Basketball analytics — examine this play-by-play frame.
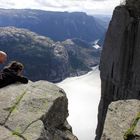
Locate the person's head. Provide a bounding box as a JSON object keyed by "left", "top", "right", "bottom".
{"left": 7, "top": 61, "right": 24, "bottom": 75}
{"left": 0, "top": 51, "right": 7, "bottom": 64}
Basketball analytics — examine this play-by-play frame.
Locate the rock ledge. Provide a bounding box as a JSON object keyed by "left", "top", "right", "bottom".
{"left": 0, "top": 81, "right": 77, "bottom": 140}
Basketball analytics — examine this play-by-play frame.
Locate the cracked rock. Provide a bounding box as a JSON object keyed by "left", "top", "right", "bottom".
{"left": 0, "top": 81, "right": 77, "bottom": 140}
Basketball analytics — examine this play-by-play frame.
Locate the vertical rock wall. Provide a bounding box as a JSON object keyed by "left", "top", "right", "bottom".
{"left": 95, "top": 5, "right": 140, "bottom": 140}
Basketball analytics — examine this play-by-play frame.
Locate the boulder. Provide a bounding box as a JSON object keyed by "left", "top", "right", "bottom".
{"left": 101, "top": 100, "right": 140, "bottom": 140}
{"left": 0, "top": 81, "right": 77, "bottom": 140}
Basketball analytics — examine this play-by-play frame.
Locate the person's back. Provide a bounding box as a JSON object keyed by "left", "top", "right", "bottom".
{"left": 0, "top": 61, "right": 28, "bottom": 88}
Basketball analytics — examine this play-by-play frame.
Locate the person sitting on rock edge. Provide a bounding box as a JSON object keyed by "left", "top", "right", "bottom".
{"left": 0, "top": 61, "right": 28, "bottom": 88}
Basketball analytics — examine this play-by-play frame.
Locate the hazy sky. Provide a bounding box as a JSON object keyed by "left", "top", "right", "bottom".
{"left": 0, "top": 0, "right": 121, "bottom": 15}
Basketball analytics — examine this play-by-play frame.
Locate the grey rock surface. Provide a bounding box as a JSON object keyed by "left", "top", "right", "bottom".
{"left": 101, "top": 100, "right": 140, "bottom": 140}
{"left": 0, "top": 81, "right": 78, "bottom": 140}
{"left": 96, "top": 5, "right": 140, "bottom": 140}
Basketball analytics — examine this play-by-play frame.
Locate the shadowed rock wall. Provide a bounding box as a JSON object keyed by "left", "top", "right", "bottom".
{"left": 95, "top": 5, "right": 140, "bottom": 140}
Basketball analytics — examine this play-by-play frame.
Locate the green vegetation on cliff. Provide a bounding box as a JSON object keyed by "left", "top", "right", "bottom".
{"left": 124, "top": 112, "right": 140, "bottom": 140}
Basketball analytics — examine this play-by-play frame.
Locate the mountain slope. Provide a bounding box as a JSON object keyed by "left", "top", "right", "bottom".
{"left": 0, "top": 27, "right": 100, "bottom": 82}
{"left": 0, "top": 9, "right": 107, "bottom": 43}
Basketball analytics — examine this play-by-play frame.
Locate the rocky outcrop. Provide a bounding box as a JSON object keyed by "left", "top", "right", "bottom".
{"left": 101, "top": 100, "right": 140, "bottom": 140}
{"left": 0, "top": 81, "right": 77, "bottom": 140}
{"left": 95, "top": 5, "right": 140, "bottom": 140}
{"left": 62, "top": 39, "right": 101, "bottom": 76}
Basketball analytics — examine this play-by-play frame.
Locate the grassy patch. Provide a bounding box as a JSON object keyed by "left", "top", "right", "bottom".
{"left": 9, "top": 91, "right": 27, "bottom": 113}
{"left": 124, "top": 112, "right": 140, "bottom": 140}
{"left": 12, "top": 130, "right": 27, "bottom": 140}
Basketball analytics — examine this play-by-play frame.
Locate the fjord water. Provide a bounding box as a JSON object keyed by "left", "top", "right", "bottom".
{"left": 57, "top": 66, "right": 101, "bottom": 140}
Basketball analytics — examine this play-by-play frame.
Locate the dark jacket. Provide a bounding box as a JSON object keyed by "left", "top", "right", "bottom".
{"left": 0, "top": 68, "right": 28, "bottom": 88}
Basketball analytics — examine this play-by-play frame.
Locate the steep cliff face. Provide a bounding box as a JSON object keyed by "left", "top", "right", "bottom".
{"left": 0, "top": 81, "right": 77, "bottom": 140}
{"left": 96, "top": 5, "right": 140, "bottom": 140}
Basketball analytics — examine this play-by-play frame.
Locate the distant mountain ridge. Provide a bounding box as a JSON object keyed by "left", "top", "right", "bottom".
{"left": 0, "top": 27, "right": 101, "bottom": 82}
{"left": 0, "top": 9, "right": 108, "bottom": 44}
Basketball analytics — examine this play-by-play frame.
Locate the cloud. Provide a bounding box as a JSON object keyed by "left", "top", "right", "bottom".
{"left": 0, "top": 0, "right": 15, "bottom": 8}
{"left": 0, "top": 0, "right": 121, "bottom": 15}
{"left": 35, "top": 0, "right": 121, "bottom": 15}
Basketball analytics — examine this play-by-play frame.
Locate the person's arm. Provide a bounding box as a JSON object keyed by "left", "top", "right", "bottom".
{"left": 15, "top": 76, "right": 28, "bottom": 83}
